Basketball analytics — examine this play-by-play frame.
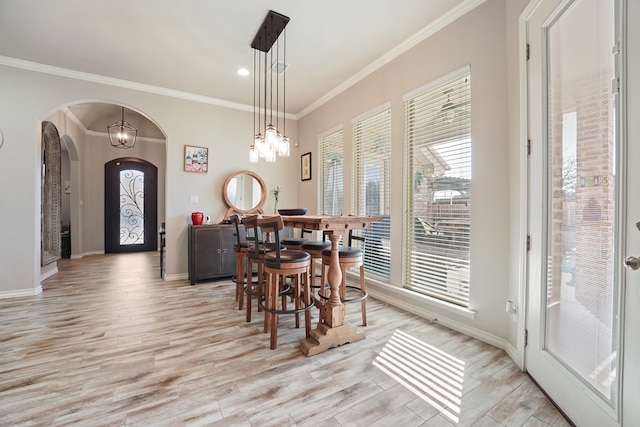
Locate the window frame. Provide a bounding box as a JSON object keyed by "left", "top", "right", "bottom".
{"left": 402, "top": 66, "right": 472, "bottom": 308}
{"left": 351, "top": 103, "right": 392, "bottom": 279}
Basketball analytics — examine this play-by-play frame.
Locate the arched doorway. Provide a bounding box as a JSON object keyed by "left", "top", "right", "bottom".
{"left": 41, "top": 100, "right": 167, "bottom": 263}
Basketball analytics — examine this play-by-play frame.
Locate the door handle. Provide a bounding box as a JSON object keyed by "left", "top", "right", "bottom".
{"left": 624, "top": 256, "right": 640, "bottom": 270}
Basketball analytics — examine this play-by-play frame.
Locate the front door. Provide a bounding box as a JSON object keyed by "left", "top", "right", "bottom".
{"left": 105, "top": 158, "right": 158, "bottom": 253}
{"left": 526, "top": 0, "right": 639, "bottom": 425}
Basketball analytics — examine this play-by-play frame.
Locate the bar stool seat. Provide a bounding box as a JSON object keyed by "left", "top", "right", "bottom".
{"left": 280, "top": 237, "right": 309, "bottom": 250}
{"left": 258, "top": 216, "right": 313, "bottom": 350}
{"left": 301, "top": 239, "right": 331, "bottom": 289}
{"left": 320, "top": 244, "right": 368, "bottom": 326}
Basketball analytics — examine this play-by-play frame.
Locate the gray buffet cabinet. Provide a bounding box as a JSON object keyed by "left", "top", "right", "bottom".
{"left": 188, "top": 224, "right": 237, "bottom": 285}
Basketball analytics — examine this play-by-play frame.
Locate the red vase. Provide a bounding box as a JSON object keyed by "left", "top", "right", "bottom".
{"left": 191, "top": 212, "right": 204, "bottom": 225}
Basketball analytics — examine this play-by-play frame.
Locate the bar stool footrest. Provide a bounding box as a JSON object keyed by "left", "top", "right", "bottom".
{"left": 317, "top": 284, "right": 368, "bottom": 303}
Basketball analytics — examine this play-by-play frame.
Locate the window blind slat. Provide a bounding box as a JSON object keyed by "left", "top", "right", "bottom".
{"left": 404, "top": 71, "right": 472, "bottom": 307}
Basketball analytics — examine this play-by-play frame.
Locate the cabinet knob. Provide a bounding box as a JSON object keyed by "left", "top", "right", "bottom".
{"left": 216, "top": 249, "right": 221, "bottom": 254}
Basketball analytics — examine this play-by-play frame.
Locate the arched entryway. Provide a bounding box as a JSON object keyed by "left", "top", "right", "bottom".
{"left": 40, "top": 100, "right": 166, "bottom": 267}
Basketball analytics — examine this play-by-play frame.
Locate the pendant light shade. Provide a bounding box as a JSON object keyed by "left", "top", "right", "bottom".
{"left": 108, "top": 107, "right": 137, "bottom": 149}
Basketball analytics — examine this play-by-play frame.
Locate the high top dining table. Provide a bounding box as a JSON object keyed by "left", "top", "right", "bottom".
{"left": 281, "top": 214, "right": 383, "bottom": 356}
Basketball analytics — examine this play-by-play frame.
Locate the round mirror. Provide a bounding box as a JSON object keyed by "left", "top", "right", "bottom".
{"left": 223, "top": 170, "right": 267, "bottom": 219}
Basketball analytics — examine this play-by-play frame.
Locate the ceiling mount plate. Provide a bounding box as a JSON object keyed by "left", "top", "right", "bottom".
{"left": 251, "top": 10, "right": 290, "bottom": 53}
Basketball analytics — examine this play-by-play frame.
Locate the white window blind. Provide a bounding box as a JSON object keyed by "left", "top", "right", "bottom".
{"left": 403, "top": 68, "right": 471, "bottom": 307}
{"left": 317, "top": 128, "right": 344, "bottom": 215}
{"left": 352, "top": 105, "right": 391, "bottom": 278}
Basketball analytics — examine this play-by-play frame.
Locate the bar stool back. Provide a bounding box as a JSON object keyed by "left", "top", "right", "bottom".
{"left": 229, "top": 214, "right": 249, "bottom": 309}
{"left": 242, "top": 215, "right": 286, "bottom": 327}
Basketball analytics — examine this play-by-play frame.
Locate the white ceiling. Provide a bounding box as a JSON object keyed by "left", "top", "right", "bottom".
{"left": 0, "top": 0, "right": 473, "bottom": 137}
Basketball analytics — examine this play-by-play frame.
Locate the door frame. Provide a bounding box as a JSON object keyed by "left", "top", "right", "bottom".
{"left": 104, "top": 157, "right": 158, "bottom": 253}
{"left": 519, "top": 0, "right": 633, "bottom": 425}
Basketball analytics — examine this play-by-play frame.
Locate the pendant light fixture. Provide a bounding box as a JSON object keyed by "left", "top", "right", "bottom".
{"left": 107, "top": 106, "right": 138, "bottom": 149}
{"left": 249, "top": 10, "right": 290, "bottom": 163}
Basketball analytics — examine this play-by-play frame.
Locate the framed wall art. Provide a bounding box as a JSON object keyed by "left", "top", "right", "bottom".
{"left": 301, "top": 152, "right": 311, "bottom": 181}
{"left": 184, "top": 145, "right": 208, "bottom": 173}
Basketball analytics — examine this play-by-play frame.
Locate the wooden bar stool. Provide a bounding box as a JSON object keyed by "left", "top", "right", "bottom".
{"left": 258, "top": 216, "right": 313, "bottom": 350}
{"left": 300, "top": 232, "right": 331, "bottom": 290}
{"left": 242, "top": 215, "right": 287, "bottom": 327}
{"left": 320, "top": 232, "right": 368, "bottom": 326}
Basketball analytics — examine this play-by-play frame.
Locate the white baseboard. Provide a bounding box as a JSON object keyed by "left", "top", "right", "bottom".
{"left": 165, "top": 273, "right": 188, "bottom": 281}
{"left": 0, "top": 286, "right": 42, "bottom": 299}
{"left": 503, "top": 340, "right": 518, "bottom": 362}
{"left": 365, "top": 278, "right": 510, "bottom": 354}
{"left": 83, "top": 251, "right": 105, "bottom": 256}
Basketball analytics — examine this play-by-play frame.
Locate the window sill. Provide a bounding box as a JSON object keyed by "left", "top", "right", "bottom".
{"left": 361, "top": 274, "right": 476, "bottom": 320}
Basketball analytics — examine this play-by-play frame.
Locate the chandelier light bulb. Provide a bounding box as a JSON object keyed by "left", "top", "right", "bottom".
{"left": 265, "top": 145, "right": 277, "bottom": 162}
{"left": 279, "top": 136, "right": 290, "bottom": 157}
{"left": 265, "top": 124, "right": 277, "bottom": 146}
{"left": 249, "top": 144, "right": 259, "bottom": 163}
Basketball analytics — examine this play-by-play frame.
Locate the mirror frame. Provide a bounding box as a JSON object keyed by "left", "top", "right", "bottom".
{"left": 223, "top": 170, "right": 266, "bottom": 220}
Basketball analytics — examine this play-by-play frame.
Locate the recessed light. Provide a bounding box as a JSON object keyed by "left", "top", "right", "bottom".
{"left": 237, "top": 68, "right": 250, "bottom": 77}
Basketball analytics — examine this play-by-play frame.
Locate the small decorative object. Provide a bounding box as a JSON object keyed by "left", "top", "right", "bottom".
{"left": 278, "top": 208, "right": 307, "bottom": 216}
{"left": 184, "top": 145, "right": 208, "bottom": 173}
{"left": 301, "top": 152, "right": 311, "bottom": 181}
{"left": 272, "top": 186, "right": 280, "bottom": 214}
{"left": 191, "top": 212, "right": 204, "bottom": 225}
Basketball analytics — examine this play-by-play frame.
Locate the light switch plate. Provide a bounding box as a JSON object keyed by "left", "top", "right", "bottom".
{"left": 190, "top": 195, "right": 199, "bottom": 203}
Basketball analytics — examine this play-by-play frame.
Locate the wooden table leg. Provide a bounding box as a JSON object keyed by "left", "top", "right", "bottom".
{"left": 300, "top": 230, "right": 364, "bottom": 356}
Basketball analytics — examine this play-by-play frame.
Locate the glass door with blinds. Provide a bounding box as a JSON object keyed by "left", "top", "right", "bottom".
{"left": 523, "top": 0, "right": 639, "bottom": 424}
{"left": 403, "top": 66, "right": 472, "bottom": 307}
{"left": 352, "top": 105, "right": 391, "bottom": 278}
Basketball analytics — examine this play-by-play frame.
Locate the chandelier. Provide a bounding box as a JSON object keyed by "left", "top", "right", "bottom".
{"left": 249, "top": 10, "right": 290, "bottom": 163}
{"left": 107, "top": 106, "right": 138, "bottom": 149}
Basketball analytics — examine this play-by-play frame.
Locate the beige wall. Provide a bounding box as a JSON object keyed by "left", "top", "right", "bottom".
{"left": 296, "top": 0, "right": 520, "bottom": 341}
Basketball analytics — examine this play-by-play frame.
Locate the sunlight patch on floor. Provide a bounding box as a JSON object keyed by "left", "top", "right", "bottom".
{"left": 373, "top": 329, "right": 464, "bottom": 424}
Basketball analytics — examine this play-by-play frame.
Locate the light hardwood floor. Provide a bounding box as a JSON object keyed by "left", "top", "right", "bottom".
{"left": 0, "top": 252, "right": 571, "bottom": 427}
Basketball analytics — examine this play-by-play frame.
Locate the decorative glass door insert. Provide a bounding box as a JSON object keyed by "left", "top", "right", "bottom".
{"left": 119, "top": 169, "right": 144, "bottom": 245}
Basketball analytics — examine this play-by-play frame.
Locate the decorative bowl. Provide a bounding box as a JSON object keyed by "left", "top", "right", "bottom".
{"left": 278, "top": 208, "right": 307, "bottom": 216}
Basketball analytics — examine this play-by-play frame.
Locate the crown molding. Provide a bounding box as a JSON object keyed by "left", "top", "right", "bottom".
{"left": 61, "top": 107, "right": 89, "bottom": 134}
{"left": 0, "top": 55, "right": 260, "bottom": 114}
{"left": 297, "top": 0, "right": 488, "bottom": 118}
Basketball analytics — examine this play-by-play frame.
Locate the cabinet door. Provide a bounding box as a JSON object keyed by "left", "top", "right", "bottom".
{"left": 192, "top": 226, "right": 219, "bottom": 281}
{"left": 219, "top": 227, "right": 237, "bottom": 276}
